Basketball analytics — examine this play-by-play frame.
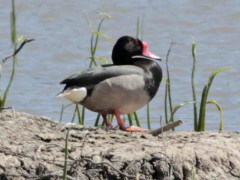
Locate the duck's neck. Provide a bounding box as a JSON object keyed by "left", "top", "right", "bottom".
{"left": 134, "top": 60, "right": 162, "bottom": 99}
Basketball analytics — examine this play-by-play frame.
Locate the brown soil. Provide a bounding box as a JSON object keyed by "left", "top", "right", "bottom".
{"left": 0, "top": 110, "right": 240, "bottom": 180}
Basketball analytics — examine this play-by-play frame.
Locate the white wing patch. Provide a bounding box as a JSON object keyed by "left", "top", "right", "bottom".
{"left": 58, "top": 87, "right": 87, "bottom": 103}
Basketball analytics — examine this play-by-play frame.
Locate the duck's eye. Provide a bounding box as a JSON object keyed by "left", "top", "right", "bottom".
{"left": 134, "top": 39, "right": 139, "bottom": 45}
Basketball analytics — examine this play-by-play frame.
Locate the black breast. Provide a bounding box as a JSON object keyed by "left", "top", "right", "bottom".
{"left": 134, "top": 60, "right": 162, "bottom": 99}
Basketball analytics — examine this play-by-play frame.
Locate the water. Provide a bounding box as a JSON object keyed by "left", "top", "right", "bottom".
{"left": 0, "top": 0, "right": 239, "bottom": 131}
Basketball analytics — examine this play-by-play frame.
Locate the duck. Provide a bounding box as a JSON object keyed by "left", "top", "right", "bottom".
{"left": 58, "top": 36, "right": 162, "bottom": 132}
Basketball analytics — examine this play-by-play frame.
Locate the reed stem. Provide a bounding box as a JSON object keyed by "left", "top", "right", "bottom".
{"left": 76, "top": 104, "right": 82, "bottom": 125}
{"left": 81, "top": 105, "right": 85, "bottom": 124}
{"left": 198, "top": 85, "right": 208, "bottom": 131}
{"left": 165, "top": 43, "right": 174, "bottom": 122}
{"left": 60, "top": 104, "right": 65, "bottom": 122}
{"left": 147, "top": 103, "right": 151, "bottom": 129}
{"left": 133, "top": 112, "right": 141, "bottom": 127}
{"left": 94, "top": 113, "right": 101, "bottom": 126}
{"left": 2, "top": 0, "right": 17, "bottom": 108}
{"left": 127, "top": 114, "right": 133, "bottom": 126}
{"left": 191, "top": 41, "right": 198, "bottom": 131}
{"left": 164, "top": 81, "right": 169, "bottom": 123}
{"left": 71, "top": 105, "right": 77, "bottom": 123}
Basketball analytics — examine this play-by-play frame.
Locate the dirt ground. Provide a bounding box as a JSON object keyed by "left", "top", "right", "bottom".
{"left": 0, "top": 110, "right": 240, "bottom": 180}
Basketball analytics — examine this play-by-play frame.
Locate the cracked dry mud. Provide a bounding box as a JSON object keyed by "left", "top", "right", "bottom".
{"left": 0, "top": 110, "right": 240, "bottom": 180}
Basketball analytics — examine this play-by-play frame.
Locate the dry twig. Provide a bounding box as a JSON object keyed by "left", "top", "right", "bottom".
{"left": 150, "top": 120, "right": 183, "bottom": 136}
{"left": 1, "top": 38, "right": 34, "bottom": 64}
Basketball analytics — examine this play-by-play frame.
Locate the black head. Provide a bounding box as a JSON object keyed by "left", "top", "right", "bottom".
{"left": 112, "top": 36, "right": 160, "bottom": 65}
{"left": 112, "top": 36, "right": 142, "bottom": 65}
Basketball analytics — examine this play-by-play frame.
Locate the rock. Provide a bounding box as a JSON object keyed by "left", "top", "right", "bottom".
{"left": 0, "top": 110, "right": 240, "bottom": 179}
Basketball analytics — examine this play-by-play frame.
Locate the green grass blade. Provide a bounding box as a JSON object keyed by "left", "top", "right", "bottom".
{"left": 89, "top": 14, "right": 110, "bottom": 68}
{"left": 71, "top": 105, "right": 77, "bottom": 123}
{"left": 2, "top": 0, "right": 17, "bottom": 108}
{"left": 107, "top": 114, "right": 114, "bottom": 123}
{"left": 191, "top": 40, "right": 198, "bottom": 131}
{"left": 164, "top": 80, "right": 169, "bottom": 123}
{"left": 87, "top": 16, "right": 108, "bottom": 68}
{"left": 101, "top": 114, "right": 114, "bottom": 126}
{"left": 207, "top": 100, "right": 224, "bottom": 132}
{"left": 90, "top": 33, "right": 94, "bottom": 55}
{"left": 92, "top": 30, "right": 109, "bottom": 39}
{"left": 127, "top": 114, "right": 133, "bottom": 126}
{"left": 89, "top": 34, "right": 98, "bottom": 68}
{"left": 81, "top": 106, "right": 85, "bottom": 125}
{"left": 109, "top": 114, "right": 114, "bottom": 122}
{"left": 94, "top": 113, "right": 101, "bottom": 126}
{"left": 198, "top": 85, "right": 208, "bottom": 131}
{"left": 10, "top": 0, "right": 16, "bottom": 45}
{"left": 76, "top": 104, "right": 82, "bottom": 125}
{"left": 2, "top": 56, "right": 16, "bottom": 107}
{"left": 208, "top": 67, "right": 232, "bottom": 87}
{"left": 198, "top": 67, "right": 231, "bottom": 131}
{"left": 96, "top": 57, "right": 112, "bottom": 64}
{"left": 0, "top": 96, "right": 3, "bottom": 109}
{"left": 92, "top": 17, "right": 108, "bottom": 57}
{"left": 59, "top": 104, "right": 65, "bottom": 122}
{"left": 82, "top": 13, "right": 93, "bottom": 32}
{"left": 165, "top": 43, "right": 174, "bottom": 122}
{"left": 97, "top": 11, "right": 112, "bottom": 19}
{"left": 147, "top": 103, "right": 151, "bottom": 130}
{"left": 59, "top": 103, "right": 74, "bottom": 122}
{"left": 133, "top": 112, "right": 141, "bottom": 127}
{"left": 169, "top": 101, "right": 194, "bottom": 123}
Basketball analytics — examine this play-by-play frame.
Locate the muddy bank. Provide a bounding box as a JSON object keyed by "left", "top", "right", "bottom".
{"left": 0, "top": 110, "right": 239, "bottom": 180}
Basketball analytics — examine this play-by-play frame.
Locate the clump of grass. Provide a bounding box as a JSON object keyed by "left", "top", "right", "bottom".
{"left": 84, "top": 12, "right": 111, "bottom": 68}
{"left": 196, "top": 67, "right": 230, "bottom": 131}
{"left": 191, "top": 40, "right": 231, "bottom": 131}
{"left": 163, "top": 40, "right": 230, "bottom": 131}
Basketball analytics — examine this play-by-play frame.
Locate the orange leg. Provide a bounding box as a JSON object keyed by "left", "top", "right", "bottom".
{"left": 102, "top": 114, "right": 113, "bottom": 127}
{"left": 114, "top": 110, "right": 147, "bottom": 132}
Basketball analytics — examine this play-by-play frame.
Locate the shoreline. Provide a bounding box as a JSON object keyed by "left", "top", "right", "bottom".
{"left": 0, "top": 110, "right": 239, "bottom": 179}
